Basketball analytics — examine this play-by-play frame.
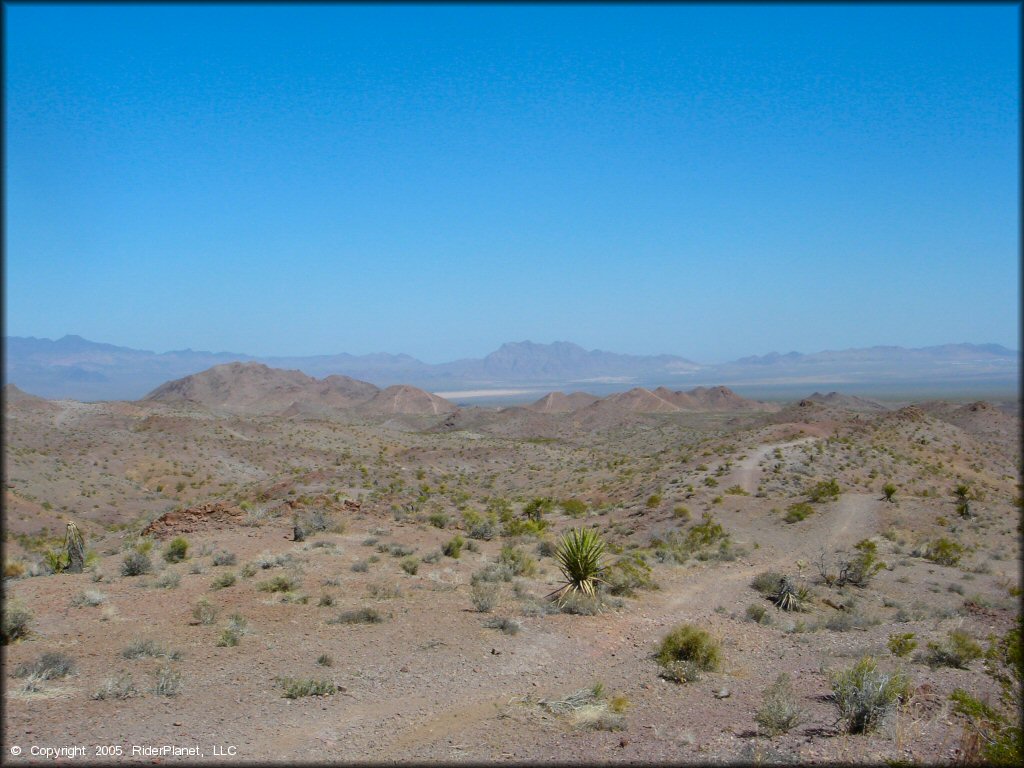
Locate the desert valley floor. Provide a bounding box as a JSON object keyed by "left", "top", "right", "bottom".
{"left": 2, "top": 365, "right": 1021, "bottom": 763}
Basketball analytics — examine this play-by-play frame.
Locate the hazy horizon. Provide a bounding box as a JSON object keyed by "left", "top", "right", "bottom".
{"left": 3, "top": 331, "right": 1020, "bottom": 367}
{"left": 5, "top": 4, "right": 1019, "bottom": 362}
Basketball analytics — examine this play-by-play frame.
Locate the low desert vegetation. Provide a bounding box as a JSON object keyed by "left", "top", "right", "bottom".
{"left": 887, "top": 632, "right": 918, "bottom": 658}
{"left": 191, "top": 597, "right": 218, "bottom": 626}
{"left": 924, "top": 629, "right": 984, "bottom": 669}
{"left": 551, "top": 527, "right": 605, "bottom": 603}
{"left": 163, "top": 536, "right": 189, "bottom": 563}
{"left": 277, "top": 677, "right": 337, "bottom": 698}
{"left": 830, "top": 656, "right": 910, "bottom": 734}
{"left": 949, "top": 619, "right": 1022, "bottom": 765}
{"left": 92, "top": 673, "right": 139, "bottom": 700}
{"left": 656, "top": 624, "right": 722, "bottom": 683}
{"left": 14, "top": 651, "right": 75, "bottom": 680}
{"left": 120, "top": 550, "right": 152, "bottom": 577}
{"left": 329, "top": 607, "right": 383, "bottom": 625}
{"left": 756, "top": 673, "right": 803, "bottom": 736}
{"left": 123, "top": 638, "right": 182, "bottom": 660}
{"left": 2, "top": 601, "right": 33, "bottom": 644}
{"left": 152, "top": 666, "right": 183, "bottom": 696}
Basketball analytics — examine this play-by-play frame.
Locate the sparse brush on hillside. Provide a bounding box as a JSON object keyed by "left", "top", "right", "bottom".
{"left": 2, "top": 601, "right": 33, "bottom": 644}
{"left": 950, "top": 618, "right": 1022, "bottom": 765}
{"left": 656, "top": 624, "right": 722, "bottom": 683}
{"left": 830, "top": 656, "right": 910, "bottom": 734}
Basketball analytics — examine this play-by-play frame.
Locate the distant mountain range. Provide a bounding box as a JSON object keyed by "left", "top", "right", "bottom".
{"left": 3, "top": 334, "right": 1018, "bottom": 402}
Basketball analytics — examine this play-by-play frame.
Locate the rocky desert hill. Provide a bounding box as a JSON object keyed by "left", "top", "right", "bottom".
{"left": 356, "top": 384, "right": 458, "bottom": 416}
{"left": 526, "top": 391, "right": 601, "bottom": 414}
{"left": 141, "top": 362, "right": 380, "bottom": 415}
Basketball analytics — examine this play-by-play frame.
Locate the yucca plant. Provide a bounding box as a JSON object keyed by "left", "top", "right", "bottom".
{"left": 549, "top": 527, "right": 606, "bottom": 603}
{"left": 772, "top": 577, "right": 809, "bottom": 612}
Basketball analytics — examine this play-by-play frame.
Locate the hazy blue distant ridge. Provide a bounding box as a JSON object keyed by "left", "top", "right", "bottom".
{"left": 3, "top": 335, "right": 1018, "bottom": 402}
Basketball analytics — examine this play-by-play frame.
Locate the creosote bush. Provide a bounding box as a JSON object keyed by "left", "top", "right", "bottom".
{"left": 278, "top": 677, "right": 336, "bottom": 698}
{"left": 830, "top": 656, "right": 909, "bottom": 734}
{"left": 808, "top": 478, "right": 841, "bottom": 503}
{"left": 471, "top": 582, "right": 500, "bottom": 613}
{"left": 329, "top": 607, "right": 383, "bottom": 624}
{"left": 192, "top": 597, "right": 218, "bottom": 626}
{"left": 163, "top": 537, "right": 189, "bottom": 563}
{"left": 3, "top": 601, "right": 33, "bottom": 643}
{"left": 756, "top": 673, "right": 803, "bottom": 736}
{"left": 887, "top": 632, "right": 917, "bottom": 658}
{"left": 925, "top": 537, "right": 964, "bottom": 567}
{"left": 925, "top": 629, "right": 983, "bottom": 669}
{"left": 442, "top": 535, "right": 464, "bottom": 559}
{"left": 121, "top": 551, "right": 152, "bottom": 577}
{"left": 14, "top": 651, "right": 75, "bottom": 680}
{"left": 656, "top": 624, "right": 721, "bottom": 683}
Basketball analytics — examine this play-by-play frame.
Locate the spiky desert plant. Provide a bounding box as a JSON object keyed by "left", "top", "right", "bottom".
{"left": 772, "top": 577, "right": 809, "bottom": 612}
{"left": 550, "top": 527, "right": 605, "bottom": 602}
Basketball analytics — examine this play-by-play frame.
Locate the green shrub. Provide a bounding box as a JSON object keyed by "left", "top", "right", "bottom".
{"left": 887, "top": 632, "right": 917, "bottom": 658}
{"left": 820, "top": 540, "right": 885, "bottom": 587}
{"left": 427, "top": 511, "right": 448, "bottom": 529}
{"left": 279, "top": 677, "right": 337, "bottom": 698}
{"left": 523, "top": 497, "right": 554, "bottom": 522}
{"left": 471, "top": 582, "right": 499, "bottom": 613}
{"left": 14, "top": 651, "right": 75, "bottom": 679}
{"left": 121, "top": 551, "right": 152, "bottom": 577}
{"left": 751, "top": 571, "right": 784, "bottom": 595}
{"left": 559, "top": 498, "right": 588, "bottom": 517}
{"left": 746, "top": 603, "right": 771, "bottom": 624}
{"left": 949, "top": 619, "right": 1022, "bottom": 764}
{"left": 645, "top": 494, "right": 662, "bottom": 509}
{"left": 500, "top": 545, "right": 537, "bottom": 577}
{"left": 656, "top": 624, "right": 721, "bottom": 682}
{"left": 443, "top": 535, "right": 464, "bottom": 559}
{"left": 830, "top": 656, "right": 909, "bottom": 733}
{"left": 784, "top": 502, "right": 814, "bottom": 523}
{"left": 329, "top": 607, "right": 383, "bottom": 625}
{"left": 258, "top": 574, "right": 299, "bottom": 593}
{"left": 152, "top": 666, "right": 183, "bottom": 696}
{"left": 2, "top": 601, "right": 33, "bottom": 643}
{"left": 925, "top": 629, "right": 983, "bottom": 669}
{"left": 123, "top": 638, "right": 181, "bottom": 660}
{"left": 756, "top": 673, "right": 803, "bottom": 736}
{"left": 483, "top": 616, "right": 521, "bottom": 635}
{"left": 211, "top": 572, "right": 236, "bottom": 590}
{"left": 882, "top": 483, "right": 897, "bottom": 502}
{"left": 557, "top": 592, "right": 604, "bottom": 616}
{"left": 192, "top": 597, "right": 218, "bottom": 625}
{"left": 603, "top": 553, "right": 656, "bottom": 596}
{"left": 400, "top": 556, "right": 419, "bottom": 575}
{"left": 92, "top": 673, "right": 138, "bottom": 700}
{"left": 687, "top": 513, "right": 726, "bottom": 549}
{"left": 673, "top": 505, "right": 691, "bottom": 521}
{"left": 163, "top": 537, "right": 189, "bottom": 563}
{"left": 212, "top": 551, "right": 237, "bottom": 566}
{"left": 808, "top": 478, "right": 841, "bottom": 503}
{"left": 925, "top": 538, "right": 964, "bottom": 567}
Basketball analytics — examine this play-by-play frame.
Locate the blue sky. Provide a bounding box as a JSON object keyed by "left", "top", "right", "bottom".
{"left": 4, "top": 3, "right": 1019, "bottom": 363}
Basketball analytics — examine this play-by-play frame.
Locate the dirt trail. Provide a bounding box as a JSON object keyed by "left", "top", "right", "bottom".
{"left": 367, "top": 438, "right": 881, "bottom": 759}
{"left": 728, "top": 436, "right": 816, "bottom": 494}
